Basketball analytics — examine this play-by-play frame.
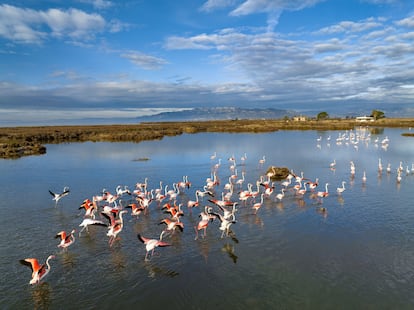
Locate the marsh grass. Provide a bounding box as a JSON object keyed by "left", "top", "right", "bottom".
{"left": 1, "top": 118, "right": 413, "bottom": 158}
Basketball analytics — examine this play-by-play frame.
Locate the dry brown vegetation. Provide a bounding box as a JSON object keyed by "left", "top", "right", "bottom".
{"left": 1, "top": 118, "right": 413, "bottom": 159}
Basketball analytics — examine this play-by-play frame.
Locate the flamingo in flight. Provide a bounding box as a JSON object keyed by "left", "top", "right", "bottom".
{"left": 55, "top": 229, "right": 76, "bottom": 250}
{"left": 20, "top": 255, "right": 55, "bottom": 285}
{"left": 137, "top": 231, "right": 171, "bottom": 261}
{"left": 49, "top": 186, "right": 70, "bottom": 206}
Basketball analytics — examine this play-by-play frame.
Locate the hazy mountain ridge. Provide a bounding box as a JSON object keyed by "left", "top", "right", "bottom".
{"left": 136, "top": 107, "right": 297, "bottom": 122}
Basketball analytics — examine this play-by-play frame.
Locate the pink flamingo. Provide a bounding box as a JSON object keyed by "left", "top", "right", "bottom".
{"left": 137, "top": 231, "right": 171, "bottom": 260}
{"left": 194, "top": 206, "right": 215, "bottom": 240}
{"left": 55, "top": 229, "right": 76, "bottom": 250}
{"left": 103, "top": 210, "right": 128, "bottom": 247}
{"left": 159, "top": 218, "right": 184, "bottom": 233}
{"left": 252, "top": 193, "right": 264, "bottom": 214}
{"left": 20, "top": 255, "right": 55, "bottom": 285}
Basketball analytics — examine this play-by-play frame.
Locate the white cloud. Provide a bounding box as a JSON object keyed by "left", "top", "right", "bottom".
{"left": 0, "top": 4, "right": 107, "bottom": 44}
{"left": 317, "top": 18, "right": 382, "bottom": 35}
{"left": 200, "top": 0, "right": 324, "bottom": 31}
{"left": 161, "top": 10, "right": 414, "bottom": 112}
{"left": 42, "top": 8, "right": 105, "bottom": 39}
{"left": 230, "top": 0, "right": 321, "bottom": 16}
{"left": 120, "top": 51, "right": 169, "bottom": 70}
{"left": 77, "top": 0, "right": 113, "bottom": 10}
{"left": 200, "top": 0, "right": 237, "bottom": 12}
{"left": 395, "top": 15, "right": 414, "bottom": 28}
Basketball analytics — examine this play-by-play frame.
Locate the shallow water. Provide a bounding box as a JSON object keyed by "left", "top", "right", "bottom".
{"left": 1, "top": 127, "right": 414, "bottom": 309}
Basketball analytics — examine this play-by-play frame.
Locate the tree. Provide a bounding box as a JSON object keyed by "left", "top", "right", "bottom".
{"left": 371, "top": 109, "right": 385, "bottom": 120}
{"left": 317, "top": 111, "right": 329, "bottom": 120}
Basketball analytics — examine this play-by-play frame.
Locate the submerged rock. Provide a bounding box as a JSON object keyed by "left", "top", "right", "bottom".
{"left": 266, "top": 166, "right": 290, "bottom": 181}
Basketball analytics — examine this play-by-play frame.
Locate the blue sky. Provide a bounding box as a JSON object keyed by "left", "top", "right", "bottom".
{"left": 1, "top": 0, "right": 414, "bottom": 125}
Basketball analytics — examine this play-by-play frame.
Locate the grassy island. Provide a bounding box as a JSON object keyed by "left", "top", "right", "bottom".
{"left": 1, "top": 118, "right": 413, "bottom": 159}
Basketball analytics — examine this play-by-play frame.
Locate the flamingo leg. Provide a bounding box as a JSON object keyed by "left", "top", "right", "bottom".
{"left": 194, "top": 226, "right": 199, "bottom": 240}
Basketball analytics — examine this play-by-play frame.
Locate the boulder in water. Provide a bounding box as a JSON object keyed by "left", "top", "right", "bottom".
{"left": 265, "top": 166, "right": 290, "bottom": 181}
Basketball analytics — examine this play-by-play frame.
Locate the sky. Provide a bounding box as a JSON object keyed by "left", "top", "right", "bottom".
{"left": 1, "top": 0, "right": 414, "bottom": 125}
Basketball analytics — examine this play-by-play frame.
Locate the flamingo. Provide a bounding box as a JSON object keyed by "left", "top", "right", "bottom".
{"left": 235, "top": 171, "right": 245, "bottom": 188}
{"left": 208, "top": 210, "right": 237, "bottom": 238}
{"left": 20, "top": 255, "right": 55, "bottom": 285}
{"left": 397, "top": 170, "right": 402, "bottom": 183}
{"left": 55, "top": 229, "right": 76, "bottom": 250}
{"left": 78, "top": 218, "right": 107, "bottom": 236}
{"left": 214, "top": 158, "right": 222, "bottom": 170}
{"left": 103, "top": 210, "right": 128, "bottom": 247}
{"left": 212, "top": 201, "right": 238, "bottom": 220}
{"left": 49, "top": 186, "right": 70, "bottom": 206}
{"left": 336, "top": 181, "right": 346, "bottom": 194}
{"left": 317, "top": 183, "right": 329, "bottom": 202}
{"left": 208, "top": 192, "right": 234, "bottom": 209}
{"left": 104, "top": 191, "right": 120, "bottom": 207}
{"left": 125, "top": 202, "right": 147, "bottom": 219}
{"left": 163, "top": 203, "right": 184, "bottom": 220}
{"left": 252, "top": 193, "right": 264, "bottom": 214}
{"left": 194, "top": 206, "right": 215, "bottom": 240}
{"left": 159, "top": 218, "right": 184, "bottom": 233}
{"left": 195, "top": 187, "right": 214, "bottom": 201}
{"left": 92, "top": 189, "right": 107, "bottom": 207}
{"left": 330, "top": 159, "right": 336, "bottom": 169}
{"left": 248, "top": 181, "right": 261, "bottom": 199}
{"left": 281, "top": 177, "right": 291, "bottom": 188}
{"left": 137, "top": 231, "right": 171, "bottom": 260}
{"left": 260, "top": 181, "right": 275, "bottom": 197}
{"left": 136, "top": 191, "right": 153, "bottom": 210}
{"left": 378, "top": 158, "right": 383, "bottom": 173}
{"left": 362, "top": 171, "right": 367, "bottom": 183}
{"left": 258, "top": 155, "right": 266, "bottom": 167}
{"left": 296, "top": 182, "right": 307, "bottom": 196}
{"left": 187, "top": 191, "right": 200, "bottom": 210}
{"left": 116, "top": 185, "right": 132, "bottom": 196}
{"left": 79, "top": 199, "right": 97, "bottom": 219}
{"left": 275, "top": 188, "right": 285, "bottom": 201}
{"left": 167, "top": 183, "right": 180, "bottom": 201}
{"left": 177, "top": 175, "right": 191, "bottom": 190}
{"left": 307, "top": 178, "right": 319, "bottom": 191}
{"left": 240, "top": 152, "right": 247, "bottom": 164}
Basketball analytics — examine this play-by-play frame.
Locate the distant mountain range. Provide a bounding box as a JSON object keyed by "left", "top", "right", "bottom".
{"left": 135, "top": 107, "right": 298, "bottom": 122}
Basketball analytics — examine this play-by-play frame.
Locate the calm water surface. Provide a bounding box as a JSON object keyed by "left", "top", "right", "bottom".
{"left": 1, "top": 128, "right": 414, "bottom": 309}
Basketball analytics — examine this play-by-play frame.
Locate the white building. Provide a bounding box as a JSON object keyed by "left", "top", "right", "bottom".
{"left": 356, "top": 116, "right": 374, "bottom": 122}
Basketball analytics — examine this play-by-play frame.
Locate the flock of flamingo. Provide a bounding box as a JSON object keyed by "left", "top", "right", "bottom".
{"left": 20, "top": 128, "right": 413, "bottom": 285}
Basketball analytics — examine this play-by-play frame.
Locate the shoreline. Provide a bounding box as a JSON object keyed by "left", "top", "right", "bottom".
{"left": 1, "top": 118, "right": 413, "bottom": 159}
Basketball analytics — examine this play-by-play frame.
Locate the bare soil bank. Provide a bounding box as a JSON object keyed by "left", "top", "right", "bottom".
{"left": 1, "top": 118, "right": 413, "bottom": 159}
